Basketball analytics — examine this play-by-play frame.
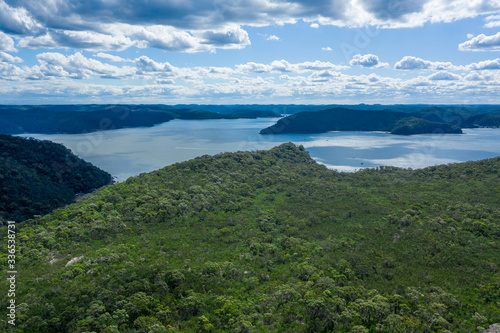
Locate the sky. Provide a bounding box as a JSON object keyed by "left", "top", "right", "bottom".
{"left": 0, "top": 0, "right": 500, "bottom": 105}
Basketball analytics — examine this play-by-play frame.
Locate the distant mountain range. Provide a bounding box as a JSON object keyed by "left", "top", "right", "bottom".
{"left": 260, "top": 106, "right": 500, "bottom": 135}
{"left": 1, "top": 104, "right": 499, "bottom": 136}
{"left": 0, "top": 105, "right": 279, "bottom": 135}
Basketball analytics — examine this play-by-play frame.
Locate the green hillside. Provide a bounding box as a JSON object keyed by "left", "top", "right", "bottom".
{"left": 0, "top": 105, "right": 280, "bottom": 135}
{"left": 260, "top": 108, "right": 464, "bottom": 135}
{"left": 0, "top": 134, "right": 112, "bottom": 222}
{"left": 390, "top": 117, "right": 462, "bottom": 135}
{"left": 1, "top": 143, "right": 499, "bottom": 332}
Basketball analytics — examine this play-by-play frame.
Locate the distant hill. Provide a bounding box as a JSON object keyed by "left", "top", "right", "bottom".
{"left": 391, "top": 117, "right": 462, "bottom": 135}
{"left": 2, "top": 143, "right": 499, "bottom": 332}
{"left": 0, "top": 105, "right": 280, "bottom": 135}
{"left": 0, "top": 133, "right": 112, "bottom": 222}
{"left": 260, "top": 108, "right": 463, "bottom": 135}
{"left": 463, "top": 114, "right": 500, "bottom": 128}
{"left": 0, "top": 106, "right": 176, "bottom": 134}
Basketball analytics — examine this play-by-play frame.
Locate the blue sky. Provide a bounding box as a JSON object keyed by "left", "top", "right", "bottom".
{"left": 0, "top": 0, "right": 500, "bottom": 104}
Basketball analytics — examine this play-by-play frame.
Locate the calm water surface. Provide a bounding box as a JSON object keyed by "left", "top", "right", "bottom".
{"left": 20, "top": 118, "right": 500, "bottom": 181}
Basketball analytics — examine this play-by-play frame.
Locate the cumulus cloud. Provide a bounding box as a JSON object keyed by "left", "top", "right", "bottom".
{"left": 1, "top": 0, "right": 499, "bottom": 54}
{"left": 468, "top": 58, "right": 500, "bottom": 70}
{"left": 0, "top": 31, "right": 16, "bottom": 52}
{"left": 2, "top": 0, "right": 484, "bottom": 32}
{"left": 465, "top": 72, "right": 485, "bottom": 81}
{"left": 394, "top": 56, "right": 457, "bottom": 70}
{"left": 156, "top": 78, "right": 175, "bottom": 85}
{"left": 236, "top": 60, "right": 348, "bottom": 73}
{"left": 236, "top": 62, "right": 272, "bottom": 73}
{"left": 0, "top": 51, "right": 22, "bottom": 63}
{"left": 134, "top": 56, "right": 175, "bottom": 74}
{"left": 94, "top": 53, "right": 130, "bottom": 63}
{"left": 394, "top": 56, "right": 431, "bottom": 70}
{"left": 199, "top": 27, "right": 251, "bottom": 48}
{"left": 0, "top": 62, "right": 25, "bottom": 80}
{"left": 298, "top": 61, "right": 348, "bottom": 71}
{"left": 459, "top": 32, "right": 500, "bottom": 51}
{"left": 484, "top": 15, "right": 500, "bottom": 28}
{"left": 36, "top": 52, "right": 136, "bottom": 79}
{"left": 1, "top": 51, "right": 500, "bottom": 104}
{"left": 18, "top": 30, "right": 137, "bottom": 51}
{"left": 267, "top": 35, "right": 280, "bottom": 41}
{"left": 350, "top": 54, "right": 388, "bottom": 68}
{"left": 428, "top": 71, "right": 461, "bottom": 80}
{"left": 321, "top": 46, "right": 332, "bottom": 51}
{"left": 0, "top": 0, "right": 40, "bottom": 34}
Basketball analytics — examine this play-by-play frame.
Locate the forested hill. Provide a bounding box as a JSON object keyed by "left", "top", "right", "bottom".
{"left": 0, "top": 133, "right": 112, "bottom": 222}
{"left": 2, "top": 143, "right": 499, "bottom": 332}
{"left": 0, "top": 105, "right": 279, "bottom": 135}
{"left": 259, "top": 108, "right": 464, "bottom": 135}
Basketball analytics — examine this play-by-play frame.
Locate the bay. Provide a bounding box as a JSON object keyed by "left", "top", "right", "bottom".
{"left": 19, "top": 118, "right": 500, "bottom": 182}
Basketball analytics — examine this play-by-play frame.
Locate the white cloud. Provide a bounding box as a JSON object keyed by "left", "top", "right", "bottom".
{"left": 464, "top": 72, "right": 485, "bottom": 81}
{"left": 394, "top": 56, "right": 457, "bottom": 70}
{"left": 197, "top": 26, "right": 251, "bottom": 49}
{"left": 0, "top": 51, "right": 22, "bottom": 63}
{"left": 321, "top": 46, "right": 332, "bottom": 51}
{"left": 1, "top": 52, "right": 500, "bottom": 104}
{"left": 156, "top": 78, "right": 175, "bottom": 85}
{"left": 1, "top": 0, "right": 499, "bottom": 55}
{"left": 0, "top": 31, "right": 16, "bottom": 52}
{"left": 428, "top": 71, "right": 461, "bottom": 80}
{"left": 298, "top": 61, "right": 348, "bottom": 71}
{"left": 394, "top": 56, "right": 431, "bottom": 70}
{"left": 21, "top": 0, "right": 500, "bottom": 30}
{"left": 459, "top": 32, "right": 500, "bottom": 51}
{"left": 267, "top": 35, "right": 280, "bottom": 41}
{"left": 0, "top": 0, "right": 40, "bottom": 34}
{"left": 36, "top": 52, "right": 136, "bottom": 79}
{"left": 484, "top": 15, "right": 500, "bottom": 28}
{"left": 270, "top": 60, "right": 294, "bottom": 72}
{"left": 134, "top": 55, "right": 175, "bottom": 74}
{"left": 468, "top": 58, "right": 500, "bottom": 70}
{"left": 0, "top": 62, "right": 25, "bottom": 80}
{"left": 236, "top": 60, "right": 348, "bottom": 73}
{"left": 236, "top": 62, "right": 273, "bottom": 73}
{"left": 18, "top": 30, "right": 137, "bottom": 51}
{"left": 94, "top": 52, "right": 130, "bottom": 62}
{"left": 350, "top": 54, "right": 388, "bottom": 68}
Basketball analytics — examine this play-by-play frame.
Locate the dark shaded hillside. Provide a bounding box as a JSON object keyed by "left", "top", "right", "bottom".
{"left": 2, "top": 143, "right": 499, "bottom": 332}
{"left": 414, "top": 106, "right": 467, "bottom": 126}
{"left": 391, "top": 117, "right": 462, "bottom": 135}
{"left": 464, "top": 114, "right": 500, "bottom": 128}
{"left": 0, "top": 107, "right": 175, "bottom": 134}
{"left": 260, "top": 108, "right": 463, "bottom": 135}
{"left": 0, "top": 105, "right": 280, "bottom": 135}
{"left": 0, "top": 133, "right": 112, "bottom": 222}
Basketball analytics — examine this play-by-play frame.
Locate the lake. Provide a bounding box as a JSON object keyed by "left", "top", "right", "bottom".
{"left": 19, "top": 118, "right": 500, "bottom": 182}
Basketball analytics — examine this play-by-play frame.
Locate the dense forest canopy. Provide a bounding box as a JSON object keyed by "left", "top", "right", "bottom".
{"left": 0, "top": 105, "right": 279, "bottom": 135}
{"left": 259, "top": 106, "right": 500, "bottom": 135}
{"left": 0, "top": 133, "right": 112, "bottom": 222}
{"left": 1, "top": 104, "right": 499, "bottom": 135}
{"left": 1, "top": 143, "right": 499, "bottom": 332}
